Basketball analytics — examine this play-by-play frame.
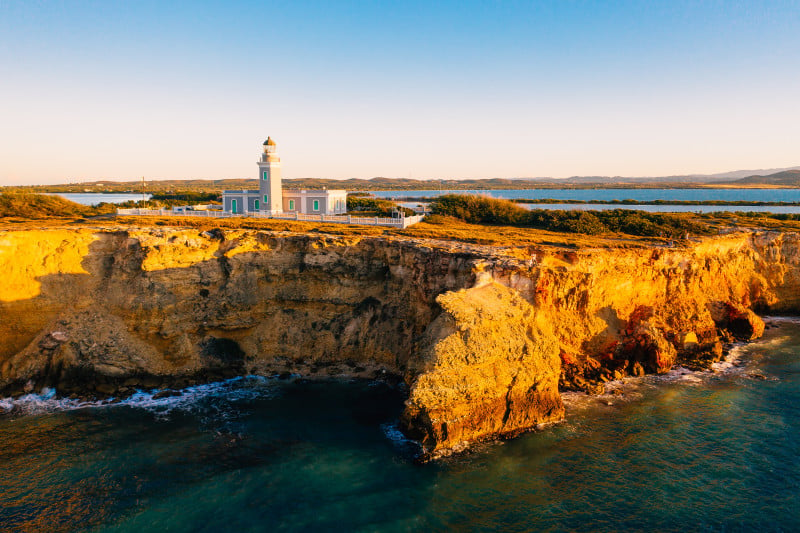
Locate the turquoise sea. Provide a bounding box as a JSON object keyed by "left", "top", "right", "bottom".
{"left": 54, "top": 190, "right": 800, "bottom": 214}
{"left": 2, "top": 320, "right": 800, "bottom": 531}
{"left": 372, "top": 188, "right": 800, "bottom": 202}
{"left": 48, "top": 193, "right": 151, "bottom": 206}
{"left": 379, "top": 188, "right": 800, "bottom": 214}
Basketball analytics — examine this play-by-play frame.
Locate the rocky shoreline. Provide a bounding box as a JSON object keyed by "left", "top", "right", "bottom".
{"left": 1, "top": 227, "right": 798, "bottom": 456}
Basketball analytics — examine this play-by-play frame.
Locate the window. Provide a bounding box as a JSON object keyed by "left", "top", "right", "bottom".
{"left": 313, "top": 200, "right": 320, "bottom": 211}
{"left": 263, "top": 194, "right": 268, "bottom": 203}
{"left": 263, "top": 171, "right": 268, "bottom": 180}
{"left": 231, "top": 199, "right": 237, "bottom": 213}
{"left": 289, "top": 199, "right": 295, "bottom": 210}
{"left": 254, "top": 199, "right": 259, "bottom": 210}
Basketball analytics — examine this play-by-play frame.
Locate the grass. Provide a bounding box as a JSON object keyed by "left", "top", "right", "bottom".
{"left": 105, "top": 214, "right": 671, "bottom": 249}
{"left": 5, "top": 192, "right": 800, "bottom": 251}
{"left": 0, "top": 192, "right": 116, "bottom": 219}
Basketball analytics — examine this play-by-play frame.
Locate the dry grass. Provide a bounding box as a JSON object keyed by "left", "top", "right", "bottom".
{"left": 113, "top": 214, "right": 675, "bottom": 249}
{"left": 396, "top": 216, "right": 666, "bottom": 248}
{"left": 110, "top": 215, "right": 389, "bottom": 236}
{"left": 3, "top": 192, "right": 800, "bottom": 251}
{"left": 0, "top": 192, "right": 106, "bottom": 219}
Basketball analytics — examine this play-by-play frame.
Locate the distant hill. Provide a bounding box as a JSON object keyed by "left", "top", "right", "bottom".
{"left": 552, "top": 166, "right": 800, "bottom": 185}
{"left": 705, "top": 167, "right": 800, "bottom": 180}
{"left": 725, "top": 170, "right": 800, "bottom": 186}
{"left": 5, "top": 166, "right": 800, "bottom": 192}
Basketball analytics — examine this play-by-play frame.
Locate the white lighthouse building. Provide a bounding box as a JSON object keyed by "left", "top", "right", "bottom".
{"left": 222, "top": 137, "right": 347, "bottom": 216}
{"left": 258, "top": 136, "right": 283, "bottom": 214}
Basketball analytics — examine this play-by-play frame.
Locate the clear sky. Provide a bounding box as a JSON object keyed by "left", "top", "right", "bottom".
{"left": 1, "top": 0, "right": 799, "bottom": 185}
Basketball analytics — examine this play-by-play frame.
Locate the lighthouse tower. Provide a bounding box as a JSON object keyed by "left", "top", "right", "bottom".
{"left": 258, "top": 137, "right": 282, "bottom": 214}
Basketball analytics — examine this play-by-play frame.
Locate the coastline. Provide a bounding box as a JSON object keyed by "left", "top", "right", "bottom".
{"left": 1, "top": 224, "right": 798, "bottom": 456}
{"left": 2, "top": 317, "right": 793, "bottom": 463}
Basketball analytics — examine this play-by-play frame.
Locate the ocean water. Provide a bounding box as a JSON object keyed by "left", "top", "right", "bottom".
{"left": 399, "top": 201, "right": 800, "bottom": 214}
{"left": 375, "top": 188, "right": 800, "bottom": 203}
{"left": 384, "top": 189, "right": 800, "bottom": 213}
{"left": 2, "top": 321, "right": 800, "bottom": 532}
{"left": 53, "top": 191, "right": 800, "bottom": 213}
{"left": 48, "top": 193, "right": 152, "bottom": 206}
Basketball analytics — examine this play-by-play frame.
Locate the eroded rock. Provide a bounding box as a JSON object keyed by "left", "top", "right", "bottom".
{"left": 401, "top": 283, "right": 563, "bottom": 457}
{"left": 0, "top": 227, "right": 797, "bottom": 456}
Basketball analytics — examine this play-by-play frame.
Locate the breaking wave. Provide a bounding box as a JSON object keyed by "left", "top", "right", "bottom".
{"left": 0, "top": 375, "right": 279, "bottom": 419}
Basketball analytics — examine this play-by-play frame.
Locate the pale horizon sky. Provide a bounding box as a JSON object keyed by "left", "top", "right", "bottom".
{"left": 1, "top": 1, "right": 799, "bottom": 186}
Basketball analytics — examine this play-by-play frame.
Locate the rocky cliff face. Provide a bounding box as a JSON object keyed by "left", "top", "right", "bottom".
{"left": 1, "top": 228, "right": 798, "bottom": 456}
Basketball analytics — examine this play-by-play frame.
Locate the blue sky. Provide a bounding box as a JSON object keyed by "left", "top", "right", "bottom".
{"left": 1, "top": 0, "right": 799, "bottom": 184}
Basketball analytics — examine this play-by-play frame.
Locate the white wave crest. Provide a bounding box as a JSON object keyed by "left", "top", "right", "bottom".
{"left": 0, "top": 376, "right": 278, "bottom": 418}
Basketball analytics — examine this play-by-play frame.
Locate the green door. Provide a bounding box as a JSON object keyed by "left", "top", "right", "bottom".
{"left": 232, "top": 199, "right": 238, "bottom": 213}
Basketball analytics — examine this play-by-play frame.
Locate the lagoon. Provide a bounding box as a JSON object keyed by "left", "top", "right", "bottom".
{"left": 48, "top": 193, "right": 152, "bottom": 206}
{"left": 373, "top": 188, "right": 800, "bottom": 202}
{"left": 386, "top": 189, "right": 800, "bottom": 214}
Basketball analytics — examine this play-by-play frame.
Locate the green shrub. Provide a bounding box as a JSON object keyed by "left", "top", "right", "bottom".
{"left": 430, "top": 194, "right": 713, "bottom": 237}
{"left": 431, "top": 194, "right": 529, "bottom": 225}
{"left": 347, "top": 196, "right": 413, "bottom": 216}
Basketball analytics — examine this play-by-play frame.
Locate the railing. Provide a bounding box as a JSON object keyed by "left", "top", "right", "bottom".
{"left": 116, "top": 208, "right": 425, "bottom": 228}
{"left": 260, "top": 212, "right": 425, "bottom": 228}
{"left": 116, "top": 208, "right": 233, "bottom": 217}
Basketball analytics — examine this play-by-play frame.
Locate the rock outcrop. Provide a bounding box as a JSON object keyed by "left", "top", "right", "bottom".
{"left": 1, "top": 227, "right": 798, "bottom": 456}
{"left": 402, "top": 282, "right": 563, "bottom": 457}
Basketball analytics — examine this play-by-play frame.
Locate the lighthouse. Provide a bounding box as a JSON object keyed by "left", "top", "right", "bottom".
{"left": 222, "top": 137, "right": 347, "bottom": 216}
{"left": 258, "top": 137, "right": 283, "bottom": 214}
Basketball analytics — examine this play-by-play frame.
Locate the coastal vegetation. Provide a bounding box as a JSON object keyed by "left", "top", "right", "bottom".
{"left": 150, "top": 191, "right": 220, "bottom": 203}
{"left": 346, "top": 196, "right": 414, "bottom": 217}
{"left": 112, "top": 191, "right": 221, "bottom": 210}
{"left": 8, "top": 192, "right": 800, "bottom": 249}
{"left": 0, "top": 192, "right": 114, "bottom": 219}
{"left": 430, "top": 194, "right": 713, "bottom": 237}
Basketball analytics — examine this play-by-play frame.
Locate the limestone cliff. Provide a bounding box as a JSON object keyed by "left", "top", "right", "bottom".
{"left": 402, "top": 283, "right": 563, "bottom": 457}
{"left": 1, "top": 228, "right": 798, "bottom": 456}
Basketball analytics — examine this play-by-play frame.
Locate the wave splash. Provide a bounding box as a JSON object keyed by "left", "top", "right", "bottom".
{"left": 0, "top": 375, "right": 279, "bottom": 418}
{"left": 561, "top": 326, "right": 784, "bottom": 413}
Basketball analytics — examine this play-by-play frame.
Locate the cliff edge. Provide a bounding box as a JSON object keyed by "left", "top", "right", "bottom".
{"left": 1, "top": 228, "right": 796, "bottom": 455}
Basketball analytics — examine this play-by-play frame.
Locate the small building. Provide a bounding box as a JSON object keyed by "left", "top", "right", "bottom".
{"left": 222, "top": 137, "right": 347, "bottom": 216}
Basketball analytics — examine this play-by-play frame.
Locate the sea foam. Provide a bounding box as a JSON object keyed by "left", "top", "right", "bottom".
{"left": 0, "top": 375, "right": 278, "bottom": 418}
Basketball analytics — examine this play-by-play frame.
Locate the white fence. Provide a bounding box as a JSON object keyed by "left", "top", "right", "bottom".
{"left": 116, "top": 208, "right": 232, "bottom": 217}
{"left": 116, "top": 208, "right": 425, "bottom": 228}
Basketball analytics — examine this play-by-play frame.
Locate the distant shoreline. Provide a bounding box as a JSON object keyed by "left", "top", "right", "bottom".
{"left": 3, "top": 172, "right": 800, "bottom": 194}
{"left": 391, "top": 196, "right": 800, "bottom": 207}
{"left": 17, "top": 189, "right": 800, "bottom": 208}
{"left": 4, "top": 184, "right": 799, "bottom": 194}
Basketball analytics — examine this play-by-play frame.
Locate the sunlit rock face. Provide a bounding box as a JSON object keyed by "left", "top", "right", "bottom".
{"left": 0, "top": 228, "right": 796, "bottom": 454}
{"left": 401, "top": 282, "right": 564, "bottom": 457}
